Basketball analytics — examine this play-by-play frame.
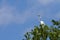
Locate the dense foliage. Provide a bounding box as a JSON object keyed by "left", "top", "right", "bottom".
{"left": 23, "top": 20, "right": 60, "bottom": 40}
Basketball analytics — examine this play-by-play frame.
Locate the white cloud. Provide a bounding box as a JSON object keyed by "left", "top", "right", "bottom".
{"left": 38, "top": 0, "right": 55, "bottom": 5}
{"left": 0, "top": 7, "right": 30, "bottom": 25}
{"left": 0, "top": 6, "right": 36, "bottom": 25}
{"left": 0, "top": 6, "right": 14, "bottom": 25}
{"left": 0, "top": 0, "right": 36, "bottom": 25}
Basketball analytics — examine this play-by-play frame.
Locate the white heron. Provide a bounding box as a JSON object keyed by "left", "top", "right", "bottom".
{"left": 38, "top": 15, "right": 45, "bottom": 25}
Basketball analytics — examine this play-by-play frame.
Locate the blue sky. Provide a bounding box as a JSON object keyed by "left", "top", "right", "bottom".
{"left": 0, "top": 0, "right": 60, "bottom": 40}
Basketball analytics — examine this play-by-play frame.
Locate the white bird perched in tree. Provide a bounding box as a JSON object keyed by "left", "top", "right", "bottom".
{"left": 40, "top": 20, "right": 45, "bottom": 25}
{"left": 38, "top": 15, "right": 45, "bottom": 25}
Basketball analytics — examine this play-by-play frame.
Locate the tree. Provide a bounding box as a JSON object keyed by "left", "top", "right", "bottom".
{"left": 23, "top": 20, "right": 60, "bottom": 40}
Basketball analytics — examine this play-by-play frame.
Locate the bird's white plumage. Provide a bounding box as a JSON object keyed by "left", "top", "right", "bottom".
{"left": 40, "top": 21, "right": 45, "bottom": 25}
